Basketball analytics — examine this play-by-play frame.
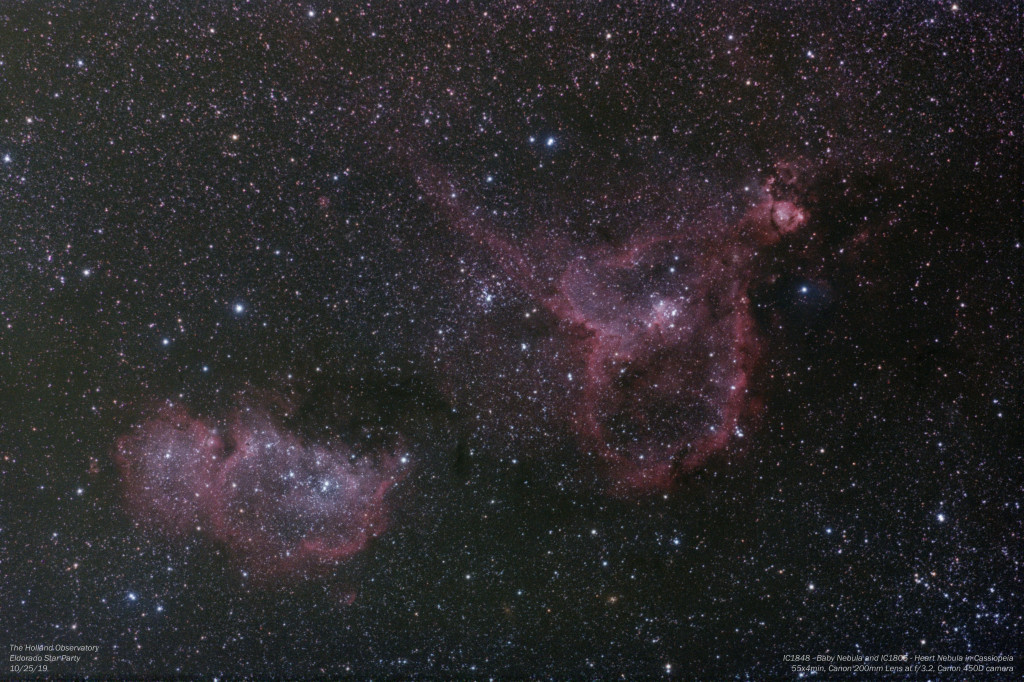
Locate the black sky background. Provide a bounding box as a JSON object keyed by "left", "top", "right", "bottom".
{"left": 1, "top": 1, "right": 1020, "bottom": 678}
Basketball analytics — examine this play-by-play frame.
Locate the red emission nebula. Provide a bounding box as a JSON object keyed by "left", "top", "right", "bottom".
{"left": 114, "top": 163, "right": 815, "bottom": 578}
{"left": 115, "top": 400, "right": 406, "bottom": 579}
{"left": 418, "top": 163, "right": 810, "bottom": 495}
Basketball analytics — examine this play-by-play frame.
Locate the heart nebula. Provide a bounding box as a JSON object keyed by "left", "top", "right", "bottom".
{"left": 417, "top": 164, "right": 810, "bottom": 494}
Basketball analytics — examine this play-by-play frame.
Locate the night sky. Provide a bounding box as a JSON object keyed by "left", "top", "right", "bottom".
{"left": 1, "top": 1, "right": 1020, "bottom": 679}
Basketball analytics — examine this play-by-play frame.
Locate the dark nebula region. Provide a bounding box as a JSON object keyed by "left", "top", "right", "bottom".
{"left": 115, "top": 397, "right": 406, "bottom": 579}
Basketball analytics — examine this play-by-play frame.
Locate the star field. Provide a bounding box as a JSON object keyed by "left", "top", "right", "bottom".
{"left": 1, "top": 1, "right": 1020, "bottom": 678}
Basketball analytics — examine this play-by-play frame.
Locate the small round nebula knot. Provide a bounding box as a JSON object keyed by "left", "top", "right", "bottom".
{"left": 114, "top": 399, "right": 407, "bottom": 579}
